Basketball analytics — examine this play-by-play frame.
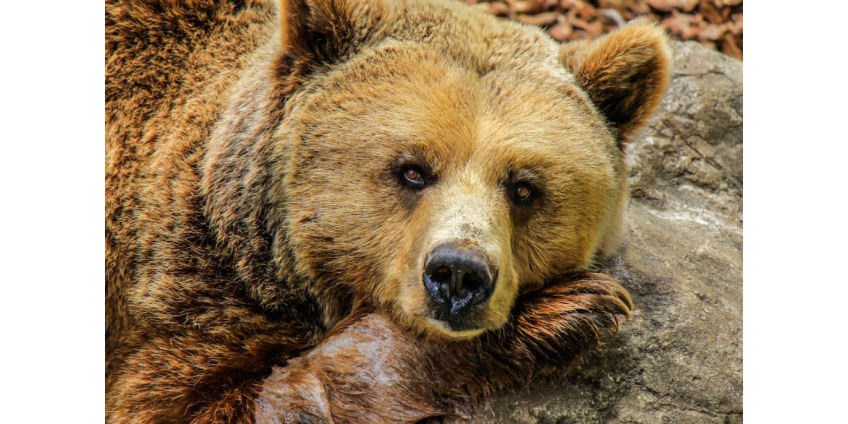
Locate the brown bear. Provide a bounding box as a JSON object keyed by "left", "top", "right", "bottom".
{"left": 105, "top": 0, "right": 670, "bottom": 422}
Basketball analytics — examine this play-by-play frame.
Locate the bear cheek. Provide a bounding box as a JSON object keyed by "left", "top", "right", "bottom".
{"left": 474, "top": 265, "right": 520, "bottom": 331}
{"left": 389, "top": 252, "right": 430, "bottom": 321}
{"left": 381, "top": 205, "right": 435, "bottom": 322}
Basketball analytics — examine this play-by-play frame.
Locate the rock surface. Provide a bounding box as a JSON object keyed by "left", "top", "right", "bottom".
{"left": 464, "top": 41, "right": 743, "bottom": 423}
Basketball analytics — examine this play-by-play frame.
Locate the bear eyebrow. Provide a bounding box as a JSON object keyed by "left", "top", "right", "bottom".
{"left": 507, "top": 167, "right": 542, "bottom": 186}
{"left": 392, "top": 148, "right": 441, "bottom": 180}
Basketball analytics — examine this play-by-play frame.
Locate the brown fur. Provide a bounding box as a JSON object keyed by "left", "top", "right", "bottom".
{"left": 106, "top": 0, "right": 669, "bottom": 422}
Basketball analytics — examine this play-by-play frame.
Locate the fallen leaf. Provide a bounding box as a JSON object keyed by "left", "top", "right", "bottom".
{"left": 547, "top": 21, "right": 574, "bottom": 41}
{"left": 478, "top": 1, "right": 511, "bottom": 15}
{"left": 720, "top": 32, "right": 742, "bottom": 60}
{"left": 518, "top": 11, "right": 561, "bottom": 25}
{"left": 700, "top": 0, "right": 730, "bottom": 24}
{"left": 646, "top": 0, "right": 699, "bottom": 12}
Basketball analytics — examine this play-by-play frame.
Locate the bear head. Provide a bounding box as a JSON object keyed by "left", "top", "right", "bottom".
{"left": 206, "top": 0, "right": 670, "bottom": 339}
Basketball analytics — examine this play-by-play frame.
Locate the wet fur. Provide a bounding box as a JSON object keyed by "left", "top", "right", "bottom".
{"left": 106, "top": 0, "right": 668, "bottom": 422}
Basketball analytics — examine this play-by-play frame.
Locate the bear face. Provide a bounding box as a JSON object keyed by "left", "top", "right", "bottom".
{"left": 280, "top": 43, "right": 624, "bottom": 338}
{"left": 214, "top": 0, "right": 669, "bottom": 339}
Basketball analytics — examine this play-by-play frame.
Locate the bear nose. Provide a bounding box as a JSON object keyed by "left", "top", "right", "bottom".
{"left": 422, "top": 242, "right": 497, "bottom": 322}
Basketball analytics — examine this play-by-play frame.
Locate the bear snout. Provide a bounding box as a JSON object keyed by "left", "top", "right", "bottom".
{"left": 422, "top": 242, "right": 498, "bottom": 330}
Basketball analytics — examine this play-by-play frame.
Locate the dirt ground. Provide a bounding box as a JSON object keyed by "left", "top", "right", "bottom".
{"left": 466, "top": 0, "right": 742, "bottom": 60}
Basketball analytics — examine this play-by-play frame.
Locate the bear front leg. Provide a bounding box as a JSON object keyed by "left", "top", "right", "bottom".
{"left": 255, "top": 311, "right": 475, "bottom": 424}
{"left": 255, "top": 272, "right": 632, "bottom": 424}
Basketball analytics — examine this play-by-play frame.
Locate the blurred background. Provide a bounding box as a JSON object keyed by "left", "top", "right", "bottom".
{"left": 466, "top": 0, "right": 743, "bottom": 60}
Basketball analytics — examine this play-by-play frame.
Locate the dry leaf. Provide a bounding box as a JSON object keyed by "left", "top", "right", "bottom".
{"left": 720, "top": 32, "right": 742, "bottom": 60}
{"left": 483, "top": 1, "right": 510, "bottom": 15}
{"left": 646, "top": 0, "right": 699, "bottom": 12}
{"left": 698, "top": 23, "right": 724, "bottom": 41}
{"left": 518, "top": 11, "right": 560, "bottom": 25}
{"left": 547, "top": 21, "right": 574, "bottom": 41}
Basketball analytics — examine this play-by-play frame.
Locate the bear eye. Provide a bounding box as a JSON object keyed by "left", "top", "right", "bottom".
{"left": 515, "top": 184, "right": 531, "bottom": 199}
{"left": 401, "top": 165, "right": 426, "bottom": 189}
{"left": 510, "top": 182, "right": 534, "bottom": 204}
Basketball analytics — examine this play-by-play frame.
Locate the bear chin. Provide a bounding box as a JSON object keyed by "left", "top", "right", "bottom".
{"left": 425, "top": 318, "right": 488, "bottom": 339}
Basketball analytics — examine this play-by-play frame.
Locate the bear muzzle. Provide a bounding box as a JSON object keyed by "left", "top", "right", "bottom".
{"left": 422, "top": 242, "right": 498, "bottom": 331}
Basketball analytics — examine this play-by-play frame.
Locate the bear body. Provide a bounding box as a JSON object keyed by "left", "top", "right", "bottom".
{"left": 106, "top": 0, "right": 669, "bottom": 422}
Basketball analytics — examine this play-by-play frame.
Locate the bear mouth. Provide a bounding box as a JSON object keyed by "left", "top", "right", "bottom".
{"left": 425, "top": 316, "right": 487, "bottom": 337}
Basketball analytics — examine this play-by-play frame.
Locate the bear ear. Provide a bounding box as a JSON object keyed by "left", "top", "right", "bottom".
{"left": 560, "top": 22, "right": 671, "bottom": 148}
{"left": 279, "top": 0, "right": 391, "bottom": 64}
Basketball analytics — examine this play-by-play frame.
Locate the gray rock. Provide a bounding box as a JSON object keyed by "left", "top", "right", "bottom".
{"left": 465, "top": 41, "right": 743, "bottom": 423}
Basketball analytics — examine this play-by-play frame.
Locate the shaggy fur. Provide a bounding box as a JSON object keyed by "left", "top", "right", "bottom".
{"left": 105, "top": 0, "right": 669, "bottom": 422}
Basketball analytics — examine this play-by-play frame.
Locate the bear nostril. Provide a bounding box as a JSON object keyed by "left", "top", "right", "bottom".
{"left": 430, "top": 265, "right": 452, "bottom": 285}
{"left": 462, "top": 271, "right": 482, "bottom": 296}
{"left": 429, "top": 265, "right": 454, "bottom": 299}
